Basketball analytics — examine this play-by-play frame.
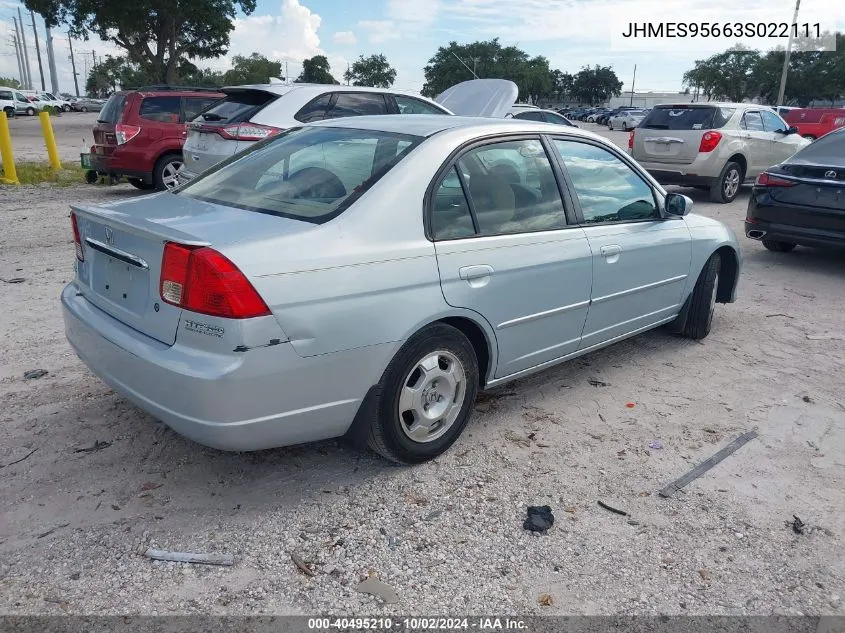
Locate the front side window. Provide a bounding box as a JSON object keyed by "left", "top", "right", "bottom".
{"left": 180, "top": 127, "right": 421, "bottom": 224}
{"left": 139, "top": 96, "right": 181, "bottom": 123}
{"left": 555, "top": 140, "right": 659, "bottom": 224}
{"left": 394, "top": 95, "right": 446, "bottom": 115}
{"left": 325, "top": 93, "right": 388, "bottom": 118}
{"left": 761, "top": 110, "right": 788, "bottom": 133}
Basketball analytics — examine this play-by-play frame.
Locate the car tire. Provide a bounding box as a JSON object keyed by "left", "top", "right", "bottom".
{"left": 368, "top": 323, "right": 479, "bottom": 464}
{"left": 762, "top": 239, "right": 797, "bottom": 253}
{"left": 682, "top": 253, "right": 721, "bottom": 340}
{"left": 128, "top": 178, "right": 156, "bottom": 191}
{"left": 62, "top": 105, "right": 71, "bottom": 112}
{"left": 80, "top": 106, "right": 88, "bottom": 112}
{"left": 622, "top": 122, "right": 628, "bottom": 131}
{"left": 803, "top": 135, "right": 816, "bottom": 140}
{"left": 153, "top": 154, "right": 184, "bottom": 191}
{"left": 709, "top": 161, "right": 743, "bottom": 204}
{"left": 26, "top": 107, "right": 36, "bottom": 116}
{"left": 3, "top": 107, "right": 14, "bottom": 118}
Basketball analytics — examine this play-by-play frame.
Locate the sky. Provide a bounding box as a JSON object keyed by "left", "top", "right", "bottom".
{"left": 1, "top": 0, "right": 844, "bottom": 96}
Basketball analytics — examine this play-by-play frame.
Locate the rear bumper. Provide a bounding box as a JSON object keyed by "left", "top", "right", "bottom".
{"left": 88, "top": 153, "right": 153, "bottom": 184}
{"left": 745, "top": 218, "right": 845, "bottom": 248}
{"left": 61, "top": 283, "right": 391, "bottom": 451}
{"left": 639, "top": 168, "right": 717, "bottom": 187}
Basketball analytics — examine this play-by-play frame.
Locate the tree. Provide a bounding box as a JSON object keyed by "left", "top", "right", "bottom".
{"left": 24, "top": 0, "right": 257, "bottom": 84}
{"left": 344, "top": 54, "right": 397, "bottom": 88}
{"left": 296, "top": 55, "right": 339, "bottom": 84}
{"left": 0, "top": 77, "right": 22, "bottom": 89}
{"left": 571, "top": 65, "right": 623, "bottom": 105}
{"left": 85, "top": 55, "right": 129, "bottom": 96}
{"left": 222, "top": 53, "right": 281, "bottom": 85}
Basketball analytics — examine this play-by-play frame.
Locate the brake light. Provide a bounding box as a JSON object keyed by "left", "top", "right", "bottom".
{"left": 115, "top": 123, "right": 141, "bottom": 145}
{"left": 216, "top": 123, "right": 283, "bottom": 141}
{"left": 698, "top": 131, "right": 722, "bottom": 153}
{"left": 756, "top": 172, "right": 796, "bottom": 187}
{"left": 628, "top": 129, "right": 635, "bottom": 149}
{"left": 159, "top": 242, "right": 271, "bottom": 319}
{"left": 71, "top": 212, "right": 84, "bottom": 261}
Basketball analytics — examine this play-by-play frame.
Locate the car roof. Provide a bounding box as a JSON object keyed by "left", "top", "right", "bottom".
{"left": 223, "top": 83, "right": 433, "bottom": 99}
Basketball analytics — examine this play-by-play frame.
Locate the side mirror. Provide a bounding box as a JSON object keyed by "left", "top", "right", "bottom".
{"left": 665, "top": 192, "right": 693, "bottom": 217}
{"left": 786, "top": 126, "right": 799, "bottom": 135}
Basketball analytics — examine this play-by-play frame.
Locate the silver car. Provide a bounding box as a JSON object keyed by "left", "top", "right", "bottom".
{"left": 608, "top": 109, "right": 646, "bottom": 131}
{"left": 62, "top": 115, "right": 742, "bottom": 463}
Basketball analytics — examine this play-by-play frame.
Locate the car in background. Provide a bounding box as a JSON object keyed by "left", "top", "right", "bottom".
{"left": 585, "top": 109, "right": 611, "bottom": 122}
{"left": 608, "top": 109, "right": 647, "bottom": 130}
{"left": 0, "top": 88, "right": 17, "bottom": 118}
{"left": 630, "top": 103, "right": 810, "bottom": 203}
{"left": 507, "top": 107, "right": 576, "bottom": 126}
{"left": 596, "top": 106, "right": 639, "bottom": 125}
{"left": 775, "top": 106, "right": 797, "bottom": 118}
{"left": 179, "top": 80, "right": 506, "bottom": 183}
{"left": 746, "top": 126, "right": 844, "bottom": 252}
{"left": 88, "top": 85, "right": 223, "bottom": 191}
{"left": 62, "top": 115, "right": 741, "bottom": 462}
{"left": 39, "top": 92, "right": 73, "bottom": 112}
{"left": 784, "top": 108, "right": 845, "bottom": 140}
{"left": 72, "top": 98, "right": 104, "bottom": 113}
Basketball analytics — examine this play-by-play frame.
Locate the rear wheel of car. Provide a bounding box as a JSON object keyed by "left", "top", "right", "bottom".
{"left": 368, "top": 323, "right": 479, "bottom": 464}
{"left": 762, "top": 239, "right": 797, "bottom": 253}
{"left": 26, "top": 106, "right": 36, "bottom": 116}
{"left": 128, "top": 178, "right": 156, "bottom": 191}
{"left": 682, "top": 253, "right": 721, "bottom": 340}
{"left": 709, "top": 161, "right": 743, "bottom": 203}
{"left": 62, "top": 104, "right": 71, "bottom": 112}
{"left": 622, "top": 122, "right": 628, "bottom": 131}
{"left": 803, "top": 135, "right": 816, "bottom": 140}
{"left": 153, "top": 154, "right": 183, "bottom": 191}
{"left": 3, "top": 107, "right": 13, "bottom": 118}
{"left": 80, "top": 106, "right": 88, "bottom": 112}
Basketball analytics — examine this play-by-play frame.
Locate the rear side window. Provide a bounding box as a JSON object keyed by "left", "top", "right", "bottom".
{"left": 325, "top": 93, "right": 388, "bottom": 118}
{"left": 194, "top": 90, "right": 276, "bottom": 123}
{"left": 741, "top": 111, "right": 765, "bottom": 131}
{"left": 514, "top": 111, "right": 546, "bottom": 122}
{"left": 0, "top": 90, "right": 12, "bottom": 100}
{"left": 179, "top": 126, "right": 421, "bottom": 224}
{"left": 295, "top": 93, "right": 333, "bottom": 123}
{"left": 183, "top": 96, "right": 221, "bottom": 121}
{"left": 792, "top": 128, "right": 845, "bottom": 161}
{"left": 640, "top": 106, "right": 735, "bottom": 130}
{"left": 394, "top": 95, "right": 446, "bottom": 115}
{"left": 98, "top": 93, "right": 126, "bottom": 123}
{"left": 139, "top": 96, "right": 181, "bottom": 123}
{"left": 431, "top": 168, "right": 475, "bottom": 239}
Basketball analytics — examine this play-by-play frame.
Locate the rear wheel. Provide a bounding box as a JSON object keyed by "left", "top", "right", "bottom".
{"left": 3, "top": 107, "right": 13, "bottom": 118}
{"left": 622, "top": 122, "right": 628, "bottom": 131}
{"left": 803, "top": 135, "right": 816, "bottom": 140}
{"left": 80, "top": 106, "right": 88, "bottom": 112}
{"left": 128, "top": 178, "right": 156, "bottom": 191}
{"left": 762, "top": 239, "right": 797, "bottom": 253}
{"left": 62, "top": 104, "right": 71, "bottom": 112}
{"left": 709, "top": 161, "right": 743, "bottom": 203}
{"left": 368, "top": 323, "right": 479, "bottom": 464}
{"left": 153, "top": 154, "right": 183, "bottom": 191}
{"left": 682, "top": 254, "right": 721, "bottom": 340}
{"left": 26, "top": 106, "right": 36, "bottom": 116}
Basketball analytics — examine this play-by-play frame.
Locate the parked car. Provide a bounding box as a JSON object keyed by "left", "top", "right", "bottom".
{"left": 0, "top": 88, "right": 16, "bottom": 118}
{"left": 596, "top": 106, "right": 639, "bottom": 125}
{"left": 72, "top": 98, "right": 104, "bottom": 113}
{"left": 88, "top": 86, "right": 223, "bottom": 191}
{"left": 40, "top": 92, "right": 73, "bottom": 112}
{"left": 608, "top": 109, "right": 647, "bottom": 130}
{"left": 585, "top": 109, "right": 610, "bottom": 123}
{"left": 180, "top": 83, "right": 459, "bottom": 183}
{"left": 3, "top": 90, "right": 37, "bottom": 116}
{"left": 507, "top": 107, "right": 576, "bottom": 126}
{"left": 630, "top": 103, "right": 810, "bottom": 203}
{"left": 783, "top": 107, "right": 845, "bottom": 140}
{"left": 62, "top": 114, "right": 741, "bottom": 461}
{"left": 746, "top": 126, "right": 844, "bottom": 252}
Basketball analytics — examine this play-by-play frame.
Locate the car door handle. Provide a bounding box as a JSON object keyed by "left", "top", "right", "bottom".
{"left": 600, "top": 245, "right": 622, "bottom": 257}
{"left": 459, "top": 265, "right": 494, "bottom": 280}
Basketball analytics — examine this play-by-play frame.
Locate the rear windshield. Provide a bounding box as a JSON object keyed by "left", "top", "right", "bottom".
{"left": 192, "top": 90, "right": 277, "bottom": 123}
{"left": 792, "top": 128, "right": 845, "bottom": 163}
{"left": 640, "top": 106, "right": 735, "bottom": 130}
{"left": 98, "top": 93, "right": 126, "bottom": 124}
{"left": 179, "top": 126, "right": 422, "bottom": 224}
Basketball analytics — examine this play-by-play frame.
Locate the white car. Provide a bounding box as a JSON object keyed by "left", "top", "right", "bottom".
{"left": 608, "top": 109, "right": 647, "bottom": 130}
{"left": 0, "top": 88, "right": 16, "bottom": 118}
{"left": 506, "top": 107, "right": 577, "bottom": 127}
{"left": 180, "top": 79, "right": 518, "bottom": 183}
{"left": 36, "top": 92, "right": 72, "bottom": 112}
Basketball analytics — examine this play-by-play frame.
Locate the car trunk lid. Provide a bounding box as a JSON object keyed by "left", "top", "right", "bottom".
{"left": 92, "top": 93, "right": 128, "bottom": 154}
{"left": 434, "top": 78, "right": 518, "bottom": 119}
{"left": 634, "top": 104, "right": 735, "bottom": 165}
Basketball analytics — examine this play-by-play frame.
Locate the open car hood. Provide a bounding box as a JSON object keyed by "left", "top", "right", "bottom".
{"left": 434, "top": 79, "right": 519, "bottom": 119}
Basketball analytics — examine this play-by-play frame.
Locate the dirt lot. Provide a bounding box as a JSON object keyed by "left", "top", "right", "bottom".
{"left": 0, "top": 123, "right": 843, "bottom": 616}
{"left": 6, "top": 111, "right": 99, "bottom": 163}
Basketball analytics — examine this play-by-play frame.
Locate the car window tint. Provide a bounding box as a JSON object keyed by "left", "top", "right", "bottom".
{"left": 456, "top": 139, "right": 567, "bottom": 235}
{"left": 431, "top": 167, "right": 476, "bottom": 239}
{"left": 555, "top": 140, "right": 659, "bottom": 224}
{"left": 295, "top": 93, "right": 333, "bottom": 123}
{"left": 183, "top": 97, "right": 220, "bottom": 121}
{"left": 197, "top": 90, "right": 276, "bottom": 123}
{"left": 325, "top": 93, "right": 388, "bottom": 118}
{"left": 761, "top": 110, "right": 788, "bottom": 133}
{"left": 544, "top": 112, "right": 572, "bottom": 126}
{"left": 741, "top": 111, "right": 765, "bottom": 131}
{"left": 139, "top": 96, "right": 181, "bottom": 123}
{"left": 98, "top": 93, "right": 126, "bottom": 122}
{"left": 640, "top": 106, "right": 735, "bottom": 130}
{"left": 394, "top": 95, "right": 446, "bottom": 115}
{"left": 0, "top": 90, "right": 12, "bottom": 100}
{"left": 514, "top": 110, "right": 546, "bottom": 122}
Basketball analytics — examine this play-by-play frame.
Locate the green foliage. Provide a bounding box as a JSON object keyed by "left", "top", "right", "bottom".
{"left": 0, "top": 77, "right": 23, "bottom": 89}
{"left": 571, "top": 65, "right": 623, "bottom": 105}
{"left": 25, "top": 0, "right": 257, "bottom": 84}
{"left": 296, "top": 55, "right": 339, "bottom": 84}
{"left": 343, "top": 54, "right": 397, "bottom": 88}
{"left": 222, "top": 53, "right": 281, "bottom": 85}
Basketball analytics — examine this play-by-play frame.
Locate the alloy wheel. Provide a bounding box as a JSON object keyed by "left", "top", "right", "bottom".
{"left": 398, "top": 351, "right": 466, "bottom": 443}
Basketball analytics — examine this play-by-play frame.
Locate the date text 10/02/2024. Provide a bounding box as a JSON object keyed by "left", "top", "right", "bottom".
{"left": 307, "top": 617, "right": 528, "bottom": 630}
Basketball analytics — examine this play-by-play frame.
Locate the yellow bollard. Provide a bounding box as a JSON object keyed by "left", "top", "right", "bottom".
{"left": 39, "top": 111, "right": 62, "bottom": 170}
{"left": 0, "top": 111, "right": 18, "bottom": 185}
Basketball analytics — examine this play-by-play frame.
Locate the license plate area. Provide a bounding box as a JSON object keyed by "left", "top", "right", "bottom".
{"left": 92, "top": 254, "right": 150, "bottom": 315}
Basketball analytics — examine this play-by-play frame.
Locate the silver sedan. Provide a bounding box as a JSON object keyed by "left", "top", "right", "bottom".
{"left": 608, "top": 109, "right": 647, "bottom": 130}
{"left": 62, "top": 116, "right": 742, "bottom": 463}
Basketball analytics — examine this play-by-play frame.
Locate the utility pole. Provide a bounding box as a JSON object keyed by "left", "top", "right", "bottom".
{"left": 30, "top": 10, "right": 46, "bottom": 91}
{"left": 12, "top": 18, "right": 30, "bottom": 89}
{"left": 45, "top": 26, "right": 59, "bottom": 95}
{"left": 12, "top": 34, "right": 25, "bottom": 88}
{"left": 68, "top": 34, "right": 80, "bottom": 96}
{"left": 17, "top": 8, "right": 33, "bottom": 90}
{"left": 776, "top": 0, "right": 800, "bottom": 106}
{"left": 451, "top": 52, "right": 479, "bottom": 79}
{"left": 92, "top": 50, "right": 97, "bottom": 68}
{"left": 630, "top": 64, "right": 637, "bottom": 106}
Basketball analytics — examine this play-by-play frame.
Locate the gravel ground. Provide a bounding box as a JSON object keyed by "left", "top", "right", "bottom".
{"left": 6, "top": 111, "right": 99, "bottom": 163}
{"left": 0, "top": 124, "right": 843, "bottom": 616}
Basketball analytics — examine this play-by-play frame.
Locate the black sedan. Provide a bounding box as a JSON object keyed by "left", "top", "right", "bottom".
{"left": 746, "top": 128, "right": 845, "bottom": 252}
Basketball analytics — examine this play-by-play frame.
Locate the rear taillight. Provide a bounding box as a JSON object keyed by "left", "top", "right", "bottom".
{"left": 115, "top": 123, "right": 141, "bottom": 145}
{"left": 698, "top": 131, "right": 722, "bottom": 153}
{"left": 628, "top": 129, "right": 635, "bottom": 149}
{"left": 216, "top": 123, "right": 282, "bottom": 141}
{"left": 71, "top": 212, "right": 84, "bottom": 261}
{"left": 159, "top": 242, "right": 271, "bottom": 319}
{"left": 756, "top": 172, "right": 796, "bottom": 187}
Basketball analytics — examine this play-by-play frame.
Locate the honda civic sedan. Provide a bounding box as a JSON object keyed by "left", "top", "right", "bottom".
{"left": 62, "top": 116, "right": 742, "bottom": 463}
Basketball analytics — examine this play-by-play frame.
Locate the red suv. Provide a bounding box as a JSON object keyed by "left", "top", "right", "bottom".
{"left": 89, "top": 86, "right": 223, "bottom": 191}
{"left": 784, "top": 107, "right": 845, "bottom": 140}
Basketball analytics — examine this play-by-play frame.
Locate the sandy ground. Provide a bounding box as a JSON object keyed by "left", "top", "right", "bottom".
{"left": 0, "top": 123, "right": 843, "bottom": 617}
{"left": 5, "top": 111, "right": 99, "bottom": 163}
